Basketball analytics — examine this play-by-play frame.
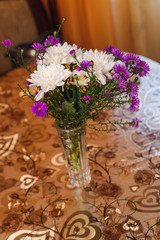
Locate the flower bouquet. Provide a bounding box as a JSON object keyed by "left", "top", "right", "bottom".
{"left": 2, "top": 19, "right": 149, "bottom": 187}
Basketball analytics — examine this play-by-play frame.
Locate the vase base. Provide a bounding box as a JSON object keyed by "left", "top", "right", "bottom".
{"left": 69, "top": 168, "right": 91, "bottom": 188}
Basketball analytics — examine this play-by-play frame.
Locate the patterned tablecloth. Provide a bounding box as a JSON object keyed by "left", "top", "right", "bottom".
{"left": 0, "top": 56, "right": 160, "bottom": 240}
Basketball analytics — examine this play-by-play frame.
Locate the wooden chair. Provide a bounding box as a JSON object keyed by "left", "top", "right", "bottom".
{"left": 0, "top": 0, "right": 59, "bottom": 75}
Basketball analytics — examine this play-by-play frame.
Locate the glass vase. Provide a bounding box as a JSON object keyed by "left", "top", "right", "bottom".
{"left": 56, "top": 125, "right": 91, "bottom": 187}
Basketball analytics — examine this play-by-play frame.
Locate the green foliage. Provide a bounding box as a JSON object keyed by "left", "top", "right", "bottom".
{"left": 62, "top": 101, "right": 76, "bottom": 115}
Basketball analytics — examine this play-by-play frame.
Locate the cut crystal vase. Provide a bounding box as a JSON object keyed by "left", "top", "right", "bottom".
{"left": 56, "top": 125, "right": 91, "bottom": 187}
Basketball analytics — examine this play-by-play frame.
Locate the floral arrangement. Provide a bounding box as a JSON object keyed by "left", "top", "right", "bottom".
{"left": 2, "top": 19, "right": 149, "bottom": 131}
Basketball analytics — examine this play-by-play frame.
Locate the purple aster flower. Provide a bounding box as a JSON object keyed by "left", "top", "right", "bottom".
{"left": 27, "top": 81, "right": 32, "bottom": 86}
{"left": 77, "top": 61, "right": 91, "bottom": 71}
{"left": 31, "top": 102, "right": 48, "bottom": 117}
{"left": 69, "top": 49, "right": 76, "bottom": 55}
{"left": 114, "top": 64, "right": 130, "bottom": 80}
{"left": 60, "top": 105, "right": 64, "bottom": 110}
{"left": 83, "top": 95, "right": 91, "bottom": 101}
{"left": 112, "top": 48, "right": 124, "bottom": 61}
{"left": 103, "top": 45, "right": 114, "bottom": 54}
{"left": 32, "top": 42, "right": 42, "bottom": 50}
{"left": 127, "top": 82, "right": 138, "bottom": 98}
{"left": 32, "top": 43, "right": 45, "bottom": 53}
{"left": 130, "top": 118, "right": 139, "bottom": 127}
{"left": 129, "top": 96, "right": 139, "bottom": 112}
{"left": 2, "top": 39, "right": 13, "bottom": 48}
{"left": 44, "top": 36, "right": 60, "bottom": 46}
{"left": 135, "top": 60, "right": 150, "bottom": 77}
{"left": 122, "top": 53, "right": 140, "bottom": 66}
{"left": 118, "top": 77, "right": 126, "bottom": 91}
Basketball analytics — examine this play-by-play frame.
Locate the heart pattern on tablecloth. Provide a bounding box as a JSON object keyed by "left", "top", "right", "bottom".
{"left": 128, "top": 186, "right": 160, "bottom": 212}
{"left": 20, "top": 174, "right": 38, "bottom": 189}
{"left": 0, "top": 134, "right": 18, "bottom": 159}
{"left": 7, "top": 228, "right": 55, "bottom": 240}
{"left": 60, "top": 210, "right": 101, "bottom": 240}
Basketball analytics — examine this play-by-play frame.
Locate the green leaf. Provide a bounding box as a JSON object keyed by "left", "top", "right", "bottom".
{"left": 62, "top": 101, "right": 76, "bottom": 115}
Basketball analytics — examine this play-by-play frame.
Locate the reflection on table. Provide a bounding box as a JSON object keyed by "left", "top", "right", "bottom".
{"left": 0, "top": 56, "right": 160, "bottom": 240}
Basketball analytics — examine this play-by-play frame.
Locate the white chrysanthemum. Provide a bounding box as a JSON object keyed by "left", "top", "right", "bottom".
{"left": 27, "top": 64, "right": 72, "bottom": 101}
{"left": 81, "top": 49, "right": 121, "bottom": 85}
{"left": 72, "top": 70, "right": 90, "bottom": 87}
{"left": 42, "top": 42, "right": 83, "bottom": 65}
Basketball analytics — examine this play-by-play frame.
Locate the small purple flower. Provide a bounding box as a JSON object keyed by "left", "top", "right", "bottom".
{"left": 44, "top": 36, "right": 60, "bottom": 46}
{"left": 129, "top": 96, "right": 140, "bottom": 112}
{"left": 112, "top": 48, "right": 124, "bottom": 61}
{"left": 130, "top": 118, "right": 139, "bottom": 128}
{"left": 2, "top": 39, "right": 13, "bottom": 48}
{"left": 69, "top": 49, "right": 75, "bottom": 55}
{"left": 135, "top": 60, "right": 150, "bottom": 77}
{"left": 77, "top": 61, "right": 91, "bottom": 71}
{"left": 32, "top": 43, "right": 42, "bottom": 50}
{"left": 83, "top": 95, "right": 91, "bottom": 101}
{"left": 103, "top": 45, "right": 114, "bottom": 54}
{"left": 114, "top": 64, "right": 130, "bottom": 80}
{"left": 122, "top": 53, "right": 140, "bottom": 66}
{"left": 31, "top": 102, "right": 48, "bottom": 117}
{"left": 32, "top": 43, "right": 45, "bottom": 53}
{"left": 27, "top": 81, "right": 32, "bottom": 86}
{"left": 118, "top": 77, "right": 126, "bottom": 91}
{"left": 60, "top": 105, "right": 64, "bottom": 110}
{"left": 127, "top": 82, "right": 138, "bottom": 98}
